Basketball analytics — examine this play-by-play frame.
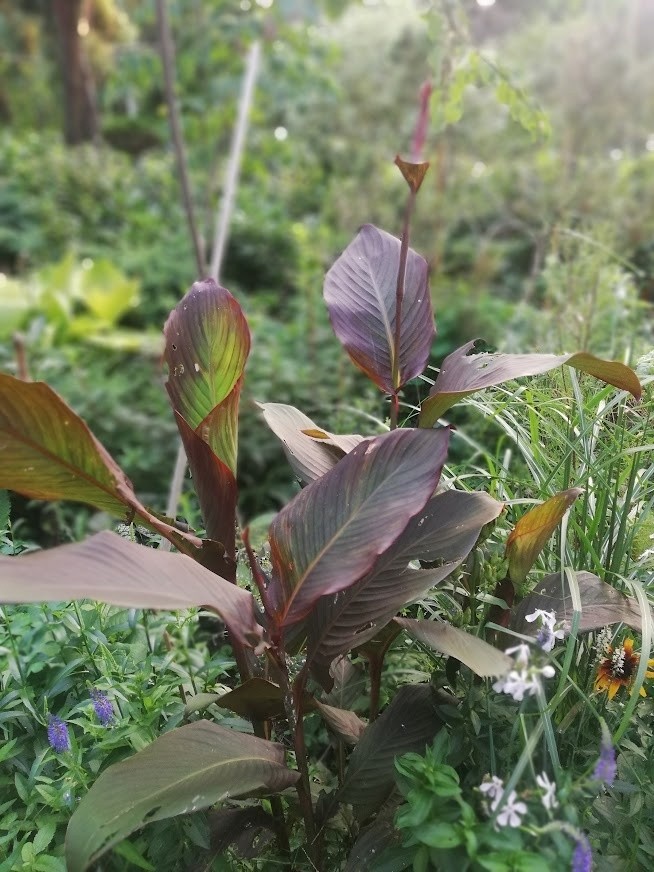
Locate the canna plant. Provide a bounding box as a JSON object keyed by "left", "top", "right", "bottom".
{"left": 0, "top": 153, "right": 643, "bottom": 872}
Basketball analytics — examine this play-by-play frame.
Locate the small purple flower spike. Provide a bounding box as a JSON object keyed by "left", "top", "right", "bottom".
{"left": 571, "top": 834, "right": 592, "bottom": 872}
{"left": 592, "top": 739, "right": 616, "bottom": 785}
{"left": 90, "top": 689, "right": 113, "bottom": 726}
{"left": 47, "top": 715, "right": 70, "bottom": 753}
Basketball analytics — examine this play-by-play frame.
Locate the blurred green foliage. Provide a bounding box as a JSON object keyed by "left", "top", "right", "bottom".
{"left": 1, "top": 0, "right": 653, "bottom": 529}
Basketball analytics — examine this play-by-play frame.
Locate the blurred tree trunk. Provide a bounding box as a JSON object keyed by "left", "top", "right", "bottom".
{"left": 52, "top": 0, "right": 98, "bottom": 144}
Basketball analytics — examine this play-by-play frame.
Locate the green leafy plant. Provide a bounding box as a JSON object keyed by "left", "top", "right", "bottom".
{"left": 0, "top": 149, "right": 642, "bottom": 871}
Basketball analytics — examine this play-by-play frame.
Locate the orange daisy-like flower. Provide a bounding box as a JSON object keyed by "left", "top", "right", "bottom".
{"left": 594, "top": 637, "right": 654, "bottom": 700}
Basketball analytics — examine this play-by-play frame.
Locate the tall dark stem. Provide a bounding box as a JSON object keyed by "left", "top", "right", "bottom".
{"left": 390, "top": 189, "right": 417, "bottom": 429}
{"left": 276, "top": 660, "right": 319, "bottom": 868}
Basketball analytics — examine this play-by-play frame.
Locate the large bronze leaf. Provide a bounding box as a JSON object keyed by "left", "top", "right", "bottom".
{"left": 0, "top": 375, "right": 195, "bottom": 550}
{"left": 65, "top": 722, "right": 298, "bottom": 872}
{"left": 395, "top": 618, "right": 511, "bottom": 677}
{"left": 267, "top": 429, "right": 450, "bottom": 630}
{"left": 420, "top": 341, "right": 642, "bottom": 427}
{"left": 257, "top": 402, "right": 363, "bottom": 485}
{"left": 334, "top": 685, "right": 444, "bottom": 821}
{"left": 0, "top": 531, "right": 264, "bottom": 650}
{"left": 307, "top": 489, "right": 504, "bottom": 671}
{"left": 324, "top": 224, "right": 434, "bottom": 393}
{"left": 513, "top": 570, "right": 650, "bottom": 635}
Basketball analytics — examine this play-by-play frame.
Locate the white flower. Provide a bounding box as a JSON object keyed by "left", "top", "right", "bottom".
{"left": 493, "top": 669, "right": 537, "bottom": 701}
{"left": 493, "top": 645, "right": 556, "bottom": 702}
{"left": 495, "top": 790, "right": 527, "bottom": 828}
{"left": 526, "top": 609, "right": 565, "bottom": 652}
{"left": 525, "top": 609, "right": 556, "bottom": 629}
{"left": 536, "top": 772, "right": 558, "bottom": 810}
{"left": 479, "top": 774, "right": 504, "bottom": 809}
{"left": 504, "top": 643, "right": 531, "bottom": 666}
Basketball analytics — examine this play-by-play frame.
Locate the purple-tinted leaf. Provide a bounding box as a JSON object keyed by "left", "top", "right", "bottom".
{"left": 257, "top": 402, "right": 364, "bottom": 485}
{"left": 344, "top": 814, "right": 404, "bottom": 872}
{"left": 324, "top": 224, "right": 434, "bottom": 393}
{"left": 309, "top": 565, "right": 458, "bottom": 679}
{"left": 207, "top": 807, "right": 275, "bottom": 859}
{"left": 393, "top": 489, "right": 504, "bottom": 563}
{"left": 175, "top": 412, "right": 236, "bottom": 571}
{"left": 307, "top": 489, "right": 503, "bottom": 672}
{"left": 65, "top": 722, "right": 298, "bottom": 872}
{"left": 0, "top": 531, "right": 264, "bottom": 652}
{"left": 164, "top": 279, "right": 250, "bottom": 473}
{"left": 513, "top": 570, "right": 650, "bottom": 636}
{"left": 0, "top": 375, "right": 198, "bottom": 551}
{"left": 419, "top": 341, "right": 643, "bottom": 427}
{"left": 212, "top": 678, "right": 312, "bottom": 720}
{"left": 267, "top": 429, "right": 450, "bottom": 630}
{"left": 164, "top": 280, "right": 249, "bottom": 562}
{"left": 335, "top": 685, "right": 444, "bottom": 821}
{"left": 313, "top": 701, "right": 367, "bottom": 745}
{"left": 506, "top": 488, "right": 583, "bottom": 585}
{"left": 395, "top": 618, "right": 511, "bottom": 677}
{"left": 323, "top": 657, "right": 368, "bottom": 709}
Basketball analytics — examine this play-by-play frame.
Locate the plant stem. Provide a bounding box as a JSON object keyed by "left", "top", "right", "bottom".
{"left": 275, "top": 659, "right": 319, "bottom": 868}
{"left": 390, "top": 188, "right": 417, "bottom": 429}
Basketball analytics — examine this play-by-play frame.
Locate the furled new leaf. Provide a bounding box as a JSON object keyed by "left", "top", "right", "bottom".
{"left": 513, "top": 570, "right": 651, "bottom": 636}
{"left": 257, "top": 402, "right": 364, "bottom": 485}
{"left": 506, "top": 488, "right": 583, "bottom": 586}
{"left": 0, "top": 375, "right": 196, "bottom": 550}
{"left": 308, "top": 489, "right": 504, "bottom": 672}
{"left": 395, "top": 618, "right": 511, "bottom": 677}
{"left": 164, "top": 279, "right": 249, "bottom": 558}
{"left": 419, "top": 341, "right": 642, "bottom": 427}
{"left": 65, "top": 721, "right": 298, "bottom": 872}
{"left": 267, "top": 429, "right": 450, "bottom": 630}
{"left": 164, "top": 278, "right": 250, "bottom": 473}
{"left": 174, "top": 412, "right": 236, "bottom": 568}
{"left": 324, "top": 224, "right": 434, "bottom": 393}
{"left": 0, "top": 531, "right": 264, "bottom": 651}
{"left": 334, "top": 685, "right": 444, "bottom": 821}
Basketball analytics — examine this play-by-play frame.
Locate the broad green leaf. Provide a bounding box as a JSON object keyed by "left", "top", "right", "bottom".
{"left": 0, "top": 531, "right": 264, "bottom": 651}
{"left": 313, "top": 701, "right": 367, "bottom": 745}
{"left": 334, "top": 685, "right": 444, "bottom": 821}
{"left": 308, "top": 489, "right": 503, "bottom": 671}
{"left": 164, "top": 278, "right": 250, "bottom": 474}
{"left": 324, "top": 224, "right": 434, "bottom": 393}
{"left": 65, "top": 721, "right": 298, "bottom": 872}
{"left": 419, "top": 341, "right": 642, "bottom": 427}
{"left": 268, "top": 429, "right": 450, "bottom": 629}
{"left": 512, "top": 570, "right": 651, "bottom": 636}
{"left": 395, "top": 618, "right": 511, "bottom": 677}
{"left": 0, "top": 277, "right": 31, "bottom": 338}
{"left": 257, "top": 402, "right": 364, "bottom": 485}
{"left": 80, "top": 259, "right": 140, "bottom": 325}
{"left": 506, "top": 488, "right": 583, "bottom": 585}
{"left": 0, "top": 375, "right": 199, "bottom": 552}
